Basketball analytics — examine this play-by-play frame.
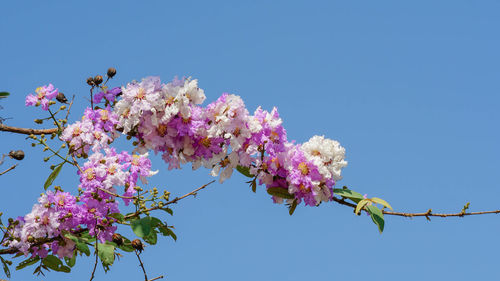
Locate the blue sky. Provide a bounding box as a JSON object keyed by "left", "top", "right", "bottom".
{"left": 1, "top": 1, "right": 499, "bottom": 280}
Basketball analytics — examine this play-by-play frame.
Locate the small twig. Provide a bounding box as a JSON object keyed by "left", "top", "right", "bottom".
{"left": 0, "top": 124, "right": 58, "bottom": 135}
{"left": 135, "top": 249, "right": 148, "bottom": 281}
{"left": 332, "top": 195, "right": 500, "bottom": 218}
{"left": 89, "top": 221, "right": 100, "bottom": 281}
{"left": 148, "top": 276, "right": 164, "bottom": 281}
{"left": 96, "top": 187, "right": 137, "bottom": 200}
{"left": 124, "top": 180, "right": 215, "bottom": 220}
{"left": 65, "top": 95, "right": 75, "bottom": 121}
{"left": 0, "top": 164, "right": 17, "bottom": 176}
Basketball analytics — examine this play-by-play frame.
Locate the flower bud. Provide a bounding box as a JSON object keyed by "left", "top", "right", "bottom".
{"left": 107, "top": 67, "right": 116, "bottom": 78}
{"left": 9, "top": 150, "right": 24, "bottom": 160}
{"left": 86, "top": 77, "right": 95, "bottom": 86}
{"left": 94, "top": 75, "right": 103, "bottom": 85}
{"left": 112, "top": 233, "right": 123, "bottom": 246}
{"left": 56, "top": 92, "right": 68, "bottom": 104}
{"left": 131, "top": 239, "right": 144, "bottom": 252}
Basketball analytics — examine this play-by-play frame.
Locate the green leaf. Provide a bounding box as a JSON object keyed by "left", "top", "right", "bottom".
{"left": 370, "top": 197, "right": 393, "bottom": 210}
{"left": 150, "top": 217, "right": 162, "bottom": 227}
{"left": 333, "top": 188, "right": 365, "bottom": 203}
{"left": 44, "top": 163, "right": 63, "bottom": 190}
{"left": 16, "top": 256, "right": 40, "bottom": 270}
{"left": 98, "top": 243, "right": 115, "bottom": 265}
{"left": 97, "top": 243, "right": 115, "bottom": 266}
{"left": 251, "top": 179, "right": 257, "bottom": 193}
{"left": 288, "top": 199, "right": 298, "bottom": 216}
{"left": 159, "top": 225, "right": 177, "bottom": 241}
{"left": 158, "top": 207, "right": 174, "bottom": 216}
{"left": 76, "top": 241, "right": 90, "bottom": 256}
{"left": 366, "top": 205, "right": 385, "bottom": 233}
{"left": 236, "top": 165, "right": 253, "bottom": 178}
{"left": 64, "top": 251, "right": 76, "bottom": 268}
{"left": 42, "top": 255, "right": 70, "bottom": 273}
{"left": 355, "top": 199, "right": 371, "bottom": 215}
{"left": 131, "top": 217, "right": 152, "bottom": 238}
{"left": 108, "top": 213, "right": 125, "bottom": 223}
{"left": 0, "top": 92, "right": 9, "bottom": 98}
{"left": 267, "top": 187, "right": 295, "bottom": 199}
{"left": 0, "top": 256, "right": 11, "bottom": 278}
{"left": 144, "top": 229, "right": 158, "bottom": 245}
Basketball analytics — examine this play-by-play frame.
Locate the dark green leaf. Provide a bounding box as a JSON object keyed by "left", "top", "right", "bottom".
{"left": 366, "top": 205, "right": 385, "bottom": 233}
{"left": 267, "top": 187, "right": 295, "bottom": 199}
{"left": 236, "top": 165, "right": 253, "bottom": 178}
{"left": 144, "top": 229, "right": 158, "bottom": 245}
{"left": 0, "top": 92, "right": 9, "bottom": 98}
{"left": 42, "top": 255, "right": 70, "bottom": 273}
{"left": 97, "top": 243, "right": 115, "bottom": 266}
{"left": 159, "top": 225, "right": 177, "bottom": 241}
{"left": 162, "top": 208, "right": 173, "bottom": 216}
{"left": 44, "top": 163, "right": 63, "bottom": 190}
{"left": 288, "top": 199, "right": 298, "bottom": 216}
{"left": 150, "top": 217, "right": 162, "bottom": 227}
{"left": 76, "top": 241, "right": 90, "bottom": 256}
{"left": 333, "top": 188, "right": 364, "bottom": 203}
{"left": 64, "top": 251, "right": 76, "bottom": 268}
{"left": 16, "top": 256, "right": 40, "bottom": 270}
{"left": 251, "top": 179, "right": 257, "bottom": 193}
{"left": 108, "top": 213, "right": 125, "bottom": 223}
{"left": 131, "top": 217, "right": 152, "bottom": 238}
{"left": 0, "top": 256, "right": 11, "bottom": 278}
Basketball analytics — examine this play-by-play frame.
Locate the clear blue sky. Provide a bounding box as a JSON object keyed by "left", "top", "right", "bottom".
{"left": 1, "top": 1, "right": 500, "bottom": 280}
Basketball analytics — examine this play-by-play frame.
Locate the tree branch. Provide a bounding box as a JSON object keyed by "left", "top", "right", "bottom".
{"left": 331, "top": 196, "right": 500, "bottom": 218}
{"left": 0, "top": 124, "right": 58, "bottom": 135}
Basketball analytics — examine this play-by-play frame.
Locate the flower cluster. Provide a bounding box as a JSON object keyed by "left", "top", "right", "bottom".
{"left": 60, "top": 106, "right": 119, "bottom": 157}
{"left": 115, "top": 76, "right": 348, "bottom": 206}
{"left": 3, "top": 149, "right": 156, "bottom": 257}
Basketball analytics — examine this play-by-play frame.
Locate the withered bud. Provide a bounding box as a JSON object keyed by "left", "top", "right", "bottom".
{"left": 112, "top": 233, "right": 124, "bottom": 246}
{"left": 9, "top": 150, "right": 25, "bottom": 160}
{"left": 107, "top": 67, "right": 116, "bottom": 78}
{"left": 131, "top": 239, "right": 144, "bottom": 252}
{"left": 86, "top": 77, "right": 95, "bottom": 86}
{"left": 56, "top": 92, "right": 68, "bottom": 104}
{"left": 94, "top": 75, "right": 103, "bottom": 85}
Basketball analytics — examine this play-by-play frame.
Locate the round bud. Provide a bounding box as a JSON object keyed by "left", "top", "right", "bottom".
{"left": 94, "top": 75, "right": 103, "bottom": 85}
{"left": 131, "top": 239, "right": 144, "bottom": 252}
{"left": 9, "top": 150, "right": 25, "bottom": 160}
{"left": 112, "top": 233, "right": 124, "bottom": 246}
{"left": 56, "top": 92, "right": 68, "bottom": 104}
{"left": 107, "top": 67, "right": 116, "bottom": 78}
{"left": 86, "top": 77, "right": 95, "bottom": 86}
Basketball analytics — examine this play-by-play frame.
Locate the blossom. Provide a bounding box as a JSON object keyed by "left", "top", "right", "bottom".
{"left": 25, "top": 84, "right": 59, "bottom": 111}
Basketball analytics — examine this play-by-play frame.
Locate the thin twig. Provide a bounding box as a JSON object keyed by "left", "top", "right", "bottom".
{"left": 65, "top": 95, "right": 75, "bottom": 121}
{"left": 96, "top": 187, "right": 137, "bottom": 200}
{"left": 148, "top": 276, "right": 164, "bottom": 281}
{"left": 135, "top": 249, "right": 148, "bottom": 281}
{"left": 124, "top": 180, "right": 215, "bottom": 220}
{"left": 331, "top": 196, "right": 500, "bottom": 218}
{"left": 0, "top": 124, "right": 58, "bottom": 135}
{"left": 89, "top": 223, "right": 100, "bottom": 281}
{"left": 0, "top": 164, "right": 17, "bottom": 176}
